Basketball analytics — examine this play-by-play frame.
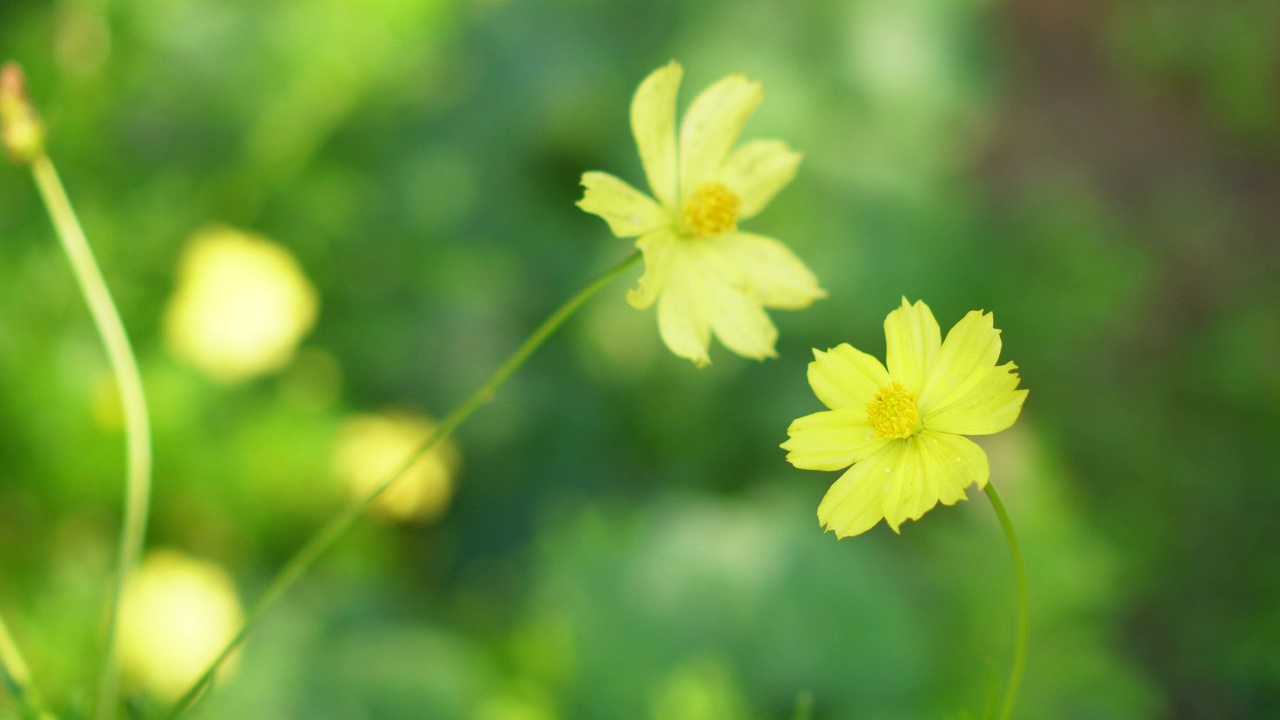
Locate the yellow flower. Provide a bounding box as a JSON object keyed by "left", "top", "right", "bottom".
{"left": 118, "top": 550, "right": 244, "bottom": 701}
{"left": 782, "top": 299, "right": 1028, "bottom": 537}
{"left": 332, "top": 411, "right": 460, "bottom": 523}
{"left": 578, "top": 62, "right": 824, "bottom": 366}
{"left": 163, "top": 226, "right": 319, "bottom": 383}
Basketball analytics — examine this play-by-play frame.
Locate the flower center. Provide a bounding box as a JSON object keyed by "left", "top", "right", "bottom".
{"left": 867, "top": 382, "right": 922, "bottom": 439}
{"left": 681, "top": 182, "right": 740, "bottom": 238}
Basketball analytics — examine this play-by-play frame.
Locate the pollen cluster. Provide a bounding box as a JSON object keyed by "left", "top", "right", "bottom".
{"left": 867, "top": 382, "right": 921, "bottom": 439}
{"left": 681, "top": 182, "right": 740, "bottom": 237}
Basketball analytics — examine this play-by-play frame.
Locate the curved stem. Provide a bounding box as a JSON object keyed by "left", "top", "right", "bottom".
{"left": 983, "top": 482, "right": 1028, "bottom": 720}
{"left": 30, "top": 155, "right": 153, "bottom": 720}
{"left": 166, "top": 251, "right": 642, "bottom": 720}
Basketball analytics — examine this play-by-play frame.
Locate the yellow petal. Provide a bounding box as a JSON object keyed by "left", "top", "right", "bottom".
{"left": 884, "top": 298, "right": 940, "bottom": 391}
{"left": 807, "top": 344, "right": 891, "bottom": 411}
{"left": 925, "top": 362, "right": 1028, "bottom": 436}
{"left": 717, "top": 140, "right": 802, "bottom": 219}
{"left": 627, "top": 228, "right": 677, "bottom": 309}
{"left": 782, "top": 409, "right": 891, "bottom": 471}
{"left": 919, "top": 309, "right": 1002, "bottom": 410}
{"left": 880, "top": 438, "right": 929, "bottom": 532}
{"left": 631, "top": 62, "right": 682, "bottom": 207}
{"left": 817, "top": 442, "right": 907, "bottom": 538}
{"left": 707, "top": 232, "right": 825, "bottom": 310}
{"left": 678, "top": 74, "right": 763, "bottom": 197}
{"left": 577, "top": 171, "right": 668, "bottom": 238}
{"left": 699, "top": 252, "right": 778, "bottom": 360}
{"left": 656, "top": 252, "right": 711, "bottom": 365}
{"left": 915, "top": 430, "right": 989, "bottom": 505}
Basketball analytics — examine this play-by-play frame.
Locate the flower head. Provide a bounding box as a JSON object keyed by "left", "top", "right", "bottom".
{"left": 332, "top": 411, "right": 460, "bottom": 523}
{"left": 782, "top": 299, "right": 1028, "bottom": 537}
{"left": 578, "top": 62, "right": 824, "bottom": 366}
{"left": 119, "top": 550, "right": 244, "bottom": 700}
{"left": 163, "top": 226, "right": 319, "bottom": 383}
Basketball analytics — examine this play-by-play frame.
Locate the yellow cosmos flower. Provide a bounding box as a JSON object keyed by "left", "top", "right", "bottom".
{"left": 578, "top": 62, "right": 825, "bottom": 366}
{"left": 163, "top": 226, "right": 319, "bottom": 383}
{"left": 118, "top": 550, "right": 244, "bottom": 700}
{"left": 782, "top": 299, "right": 1028, "bottom": 538}
{"left": 332, "top": 411, "right": 460, "bottom": 523}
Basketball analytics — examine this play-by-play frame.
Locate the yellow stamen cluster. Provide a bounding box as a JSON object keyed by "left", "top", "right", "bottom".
{"left": 867, "top": 382, "right": 921, "bottom": 439}
{"left": 681, "top": 182, "right": 740, "bottom": 238}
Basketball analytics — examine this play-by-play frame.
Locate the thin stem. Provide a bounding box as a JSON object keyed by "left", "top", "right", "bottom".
{"left": 30, "top": 155, "right": 153, "bottom": 720}
{"left": 166, "top": 251, "right": 642, "bottom": 720}
{"left": 983, "top": 482, "right": 1028, "bottom": 720}
{"left": 0, "top": 611, "right": 44, "bottom": 718}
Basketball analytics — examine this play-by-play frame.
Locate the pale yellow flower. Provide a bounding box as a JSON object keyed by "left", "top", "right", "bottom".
{"left": 163, "top": 226, "right": 319, "bottom": 383}
{"left": 578, "top": 62, "right": 824, "bottom": 366}
{"left": 332, "top": 411, "right": 460, "bottom": 522}
{"left": 782, "top": 299, "right": 1028, "bottom": 537}
{"left": 118, "top": 550, "right": 244, "bottom": 701}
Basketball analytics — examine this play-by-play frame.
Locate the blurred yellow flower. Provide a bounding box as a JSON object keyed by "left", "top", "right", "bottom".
{"left": 578, "top": 62, "right": 824, "bottom": 366}
{"left": 119, "top": 550, "right": 244, "bottom": 701}
{"left": 163, "top": 226, "right": 319, "bottom": 383}
{"left": 782, "top": 299, "right": 1028, "bottom": 537}
{"left": 332, "top": 411, "right": 460, "bottom": 522}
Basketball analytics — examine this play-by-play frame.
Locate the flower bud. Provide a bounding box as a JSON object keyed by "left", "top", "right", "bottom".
{"left": 1, "top": 62, "right": 46, "bottom": 164}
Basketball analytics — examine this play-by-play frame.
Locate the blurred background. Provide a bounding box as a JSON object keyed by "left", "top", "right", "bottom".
{"left": 1, "top": 0, "right": 1278, "bottom": 718}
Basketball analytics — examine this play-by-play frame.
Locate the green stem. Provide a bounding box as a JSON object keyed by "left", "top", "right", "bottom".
{"left": 0, "top": 611, "right": 44, "bottom": 718}
{"left": 165, "top": 251, "right": 642, "bottom": 720}
{"left": 30, "top": 155, "right": 153, "bottom": 720}
{"left": 983, "top": 482, "right": 1028, "bottom": 720}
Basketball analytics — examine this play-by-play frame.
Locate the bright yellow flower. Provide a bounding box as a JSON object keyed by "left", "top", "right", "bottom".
{"left": 578, "top": 62, "right": 824, "bottom": 366}
{"left": 782, "top": 299, "right": 1028, "bottom": 537}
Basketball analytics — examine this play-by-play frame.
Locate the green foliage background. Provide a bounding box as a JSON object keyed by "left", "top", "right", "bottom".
{"left": 2, "top": 0, "right": 1278, "bottom": 717}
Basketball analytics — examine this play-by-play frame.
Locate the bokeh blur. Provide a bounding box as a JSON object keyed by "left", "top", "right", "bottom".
{"left": 1, "top": 0, "right": 1278, "bottom": 718}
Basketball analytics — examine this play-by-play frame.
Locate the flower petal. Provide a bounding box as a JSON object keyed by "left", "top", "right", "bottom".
{"left": 926, "top": 362, "right": 1028, "bottom": 436}
{"left": 717, "top": 139, "right": 802, "bottom": 219}
{"left": 706, "top": 232, "right": 825, "bottom": 310}
{"left": 884, "top": 298, "right": 940, "bottom": 391}
{"left": 919, "top": 309, "right": 1002, "bottom": 409}
{"left": 817, "top": 441, "right": 907, "bottom": 538}
{"left": 808, "top": 344, "right": 891, "bottom": 411}
{"left": 626, "top": 228, "right": 677, "bottom": 309}
{"left": 577, "top": 172, "right": 667, "bottom": 238}
{"left": 703, "top": 268, "right": 778, "bottom": 360}
{"left": 879, "top": 438, "right": 929, "bottom": 532}
{"left": 914, "top": 430, "right": 989, "bottom": 505}
{"left": 678, "top": 74, "right": 763, "bottom": 197}
{"left": 656, "top": 250, "right": 711, "bottom": 365}
{"left": 782, "top": 409, "right": 891, "bottom": 471}
{"left": 631, "top": 62, "right": 682, "bottom": 207}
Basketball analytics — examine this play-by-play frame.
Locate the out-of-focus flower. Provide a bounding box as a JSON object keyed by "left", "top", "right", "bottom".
{"left": 163, "top": 226, "right": 318, "bottom": 383}
{"left": 332, "top": 411, "right": 460, "bottom": 522}
{"left": 118, "top": 549, "right": 244, "bottom": 701}
{"left": 782, "top": 298, "right": 1028, "bottom": 537}
{"left": 578, "top": 62, "right": 824, "bottom": 366}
